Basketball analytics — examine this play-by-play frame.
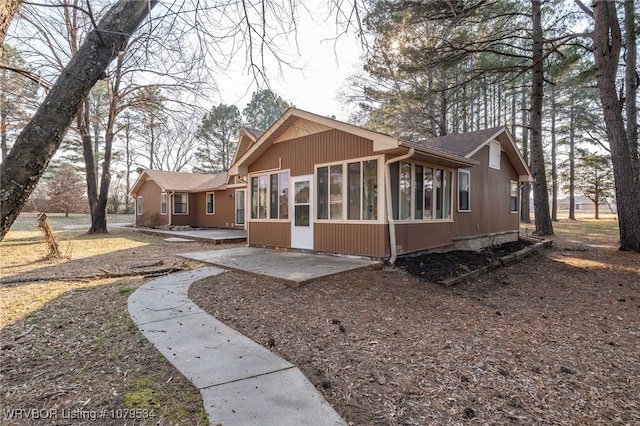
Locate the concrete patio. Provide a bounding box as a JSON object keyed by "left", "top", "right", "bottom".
{"left": 179, "top": 247, "right": 380, "bottom": 286}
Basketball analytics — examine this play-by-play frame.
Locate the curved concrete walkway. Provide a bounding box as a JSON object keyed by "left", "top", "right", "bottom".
{"left": 128, "top": 267, "right": 346, "bottom": 425}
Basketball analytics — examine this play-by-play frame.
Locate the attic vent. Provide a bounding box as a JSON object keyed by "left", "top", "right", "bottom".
{"left": 489, "top": 141, "right": 501, "bottom": 170}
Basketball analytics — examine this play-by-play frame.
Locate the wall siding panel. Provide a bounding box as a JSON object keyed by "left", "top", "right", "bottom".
{"left": 248, "top": 222, "right": 291, "bottom": 248}
{"left": 394, "top": 222, "right": 456, "bottom": 254}
{"left": 314, "top": 223, "right": 388, "bottom": 258}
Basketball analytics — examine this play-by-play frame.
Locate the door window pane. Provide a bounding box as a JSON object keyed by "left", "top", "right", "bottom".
{"left": 295, "top": 205, "right": 310, "bottom": 226}
{"left": 294, "top": 180, "right": 310, "bottom": 226}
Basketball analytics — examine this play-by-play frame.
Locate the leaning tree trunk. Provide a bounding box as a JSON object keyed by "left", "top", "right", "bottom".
{"left": 529, "top": 0, "right": 554, "bottom": 235}
{"left": 592, "top": 0, "right": 640, "bottom": 252}
{"left": 0, "top": 0, "right": 157, "bottom": 241}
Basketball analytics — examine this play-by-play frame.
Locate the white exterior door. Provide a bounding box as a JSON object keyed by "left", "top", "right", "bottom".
{"left": 290, "top": 175, "right": 313, "bottom": 250}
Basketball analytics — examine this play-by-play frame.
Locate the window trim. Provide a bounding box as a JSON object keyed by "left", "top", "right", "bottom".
{"left": 458, "top": 169, "right": 471, "bottom": 212}
{"left": 315, "top": 155, "right": 382, "bottom": 224}
{"left": 248, "top": 169, "right": 290, "bottom": 221}
{"left": 391, "top": 161, "right": 454, "bottom": 222}
{"left": 205, "top": 192, "right": 215, "bottom": 215}
{"left": 510, "top": 181, "right": 519, "bottom": 213}
{"left": 172, "top": 193, "right": 189, "bottom": 215}
{"left": 160, "top": 193, "right": 167, "bottom": 215}
{"left": 136, "top": 196, "right": 143, "bottom": 216}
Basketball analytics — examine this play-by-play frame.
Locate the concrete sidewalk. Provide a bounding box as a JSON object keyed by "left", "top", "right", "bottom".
{"left": 128, "top": 267, "right": 346, "bottom": 426}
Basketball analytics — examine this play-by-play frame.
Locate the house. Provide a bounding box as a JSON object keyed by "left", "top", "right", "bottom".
{"left": 132, "top": 108, "right": 532, "bottom": 260}
{"left": 130, "top": 128, "right": 262, "bottom": 229}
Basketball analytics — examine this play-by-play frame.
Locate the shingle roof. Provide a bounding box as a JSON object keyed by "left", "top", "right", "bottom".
{"left": 243, "top": 127, "right": 265, "bottom": 140}
{"left": 415, "top": 126, "right": 504, "bottom": 157}
{"left": 143, "top": 169, "right": 227, "bottom": 192}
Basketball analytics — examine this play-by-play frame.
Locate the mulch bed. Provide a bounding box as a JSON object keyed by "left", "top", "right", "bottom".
{"left": 395, "top": 240, "right": 532, "bottom": 282}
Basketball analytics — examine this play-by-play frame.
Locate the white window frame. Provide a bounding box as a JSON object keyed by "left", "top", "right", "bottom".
{"left": 391, "top": 161, "right": 454, "bottom": 222}
{"left": 172, "top": 193, "right": 189, "bottom": 215}
{"left": 315, "top": 155, "right": 382, "bottom": 223}
{"left": 160, "top": 193, "right": 167, "bottom": 215}
{"left": 248, "top": 170, "right": 290, "bottom": 221}
{"left": 206, "top": 192, "right": 215, "bottom": 215}
{"left": 136, "top": 196, "right": 143, "bottom": 215}
{"left": 458, "top": 170, "right": 471, "bottom": 212}
{"left": 510, "top": 181, "right": 519, "bottom": 213}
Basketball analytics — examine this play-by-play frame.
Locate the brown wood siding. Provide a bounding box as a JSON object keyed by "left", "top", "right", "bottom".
{"left": 314, "top": 223, "right": 389, "bottom": 258}
{"left": 454, "top": 146, "right": 520, "bottom": 239}
{"left": 248, "top": 221, "right": 291, "bottom": 248}
{"left": 394, "top": 222, "right": 456, "bottom": 254}
{"left": 192, "top": 189, "right": 240, "bottom": 228}
{"left": 248, "top": 129, "right": 375, "bottom": 177}
{"left": 135, "top": 180, "right": 169, "bottom": 227}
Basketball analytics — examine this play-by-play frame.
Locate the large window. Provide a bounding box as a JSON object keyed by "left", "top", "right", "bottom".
{"left": 206, "top": 192, "right": 215, "bottom": 214}
{"left": 160, "top": 193, "right": 167, "bottom": 215}
{"left": 458, "top": 170, "right": 470, "bottom": 211}
{"left": 173, "top": 193, "right": 188, "bottom": 214}
{"left": 510, "top": 181, "right": 519, "bottom": 213}
{"left": 317, "top": 159, "right": 378, "bottom": 221}
{"left": 392, "top": 162, "right": 452, "bottom": 221}
{"left": 250, "top": 171, "right": 289, "bottom": 220}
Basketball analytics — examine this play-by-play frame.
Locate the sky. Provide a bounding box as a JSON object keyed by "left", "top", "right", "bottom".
{"left": 212, "top": 4, "right": 366, "bottom": 122}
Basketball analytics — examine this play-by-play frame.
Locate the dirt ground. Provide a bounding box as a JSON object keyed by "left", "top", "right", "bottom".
{"left": 189, "top": 223, "right": 640, "bottom": 425}
{"left": 2, "top": 219, "right": 639, "bottom": 425}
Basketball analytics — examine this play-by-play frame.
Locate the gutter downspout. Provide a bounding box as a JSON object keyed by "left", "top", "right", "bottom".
{"left": 385, "top": 148, "right": 414, "bottom": 265}
{"left": 168, "top": 191, "right": 174, "bottom": 227}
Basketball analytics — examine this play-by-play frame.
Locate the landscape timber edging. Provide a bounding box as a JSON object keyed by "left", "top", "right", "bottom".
{"left": 439, "top": 238, "right": 553, "bottom": 287}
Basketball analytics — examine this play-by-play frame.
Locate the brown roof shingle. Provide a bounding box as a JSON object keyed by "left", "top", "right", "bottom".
{"left": 143, "top": 169, "right": 226, "bottom": 192}
{"left": 415, "top": 126, "right": 504, "bottom": 157}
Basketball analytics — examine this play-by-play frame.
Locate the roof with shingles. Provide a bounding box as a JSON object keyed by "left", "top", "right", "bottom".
{"left": 138, "top": 169, "right": 227, "bottom": 193}
{"left": 414, "top": 127, "right": 504, "bottom": 157}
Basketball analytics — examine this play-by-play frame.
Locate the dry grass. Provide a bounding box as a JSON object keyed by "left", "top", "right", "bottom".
{"left": 1, "top": 223, "right": 218, "bottom": 425}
